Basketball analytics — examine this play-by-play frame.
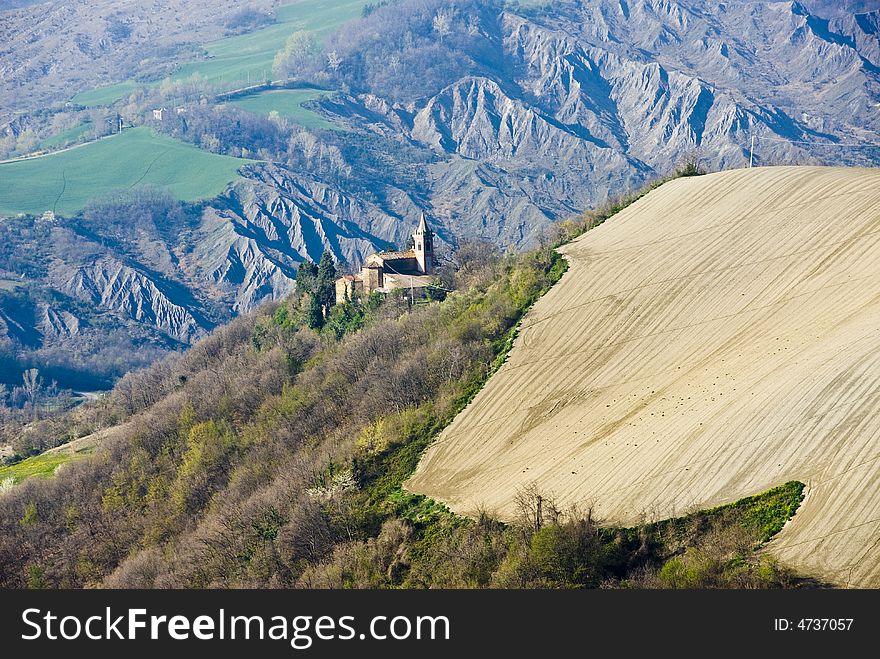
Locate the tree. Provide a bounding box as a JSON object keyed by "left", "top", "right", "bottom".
{"left": 466, "top": 14, "right": 480, "bottom": 36}
{"left": 296, "top": 259, "right": 319, "bottom": 298}
{"left": 433, "top": 8, "right": 454, "bottom": 42}
{"left": 326, "top": 50, "right": 343, "bottom": 74}
{"left": 200, "top": 133, "right": 221, "bottom": 153}
{"left": 307, "top": 295, "right": 324, "bottom": 330}
{"left": 273, "top": 31, "right": 319, "bottom": 80}
{"left": 21, "top": 368, "right": 42, "bottom": 410}
{"left": 316, "top": 250, "right": 338, "bottom": 317}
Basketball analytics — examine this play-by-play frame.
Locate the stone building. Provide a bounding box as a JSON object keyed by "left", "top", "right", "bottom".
{"left": 336, "top": 214, "right": 436, "bottom": 304}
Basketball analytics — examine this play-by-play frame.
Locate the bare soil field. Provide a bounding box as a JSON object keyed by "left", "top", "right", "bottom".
{"left": 406, "top": 166, "right": 880, "bottom": 587}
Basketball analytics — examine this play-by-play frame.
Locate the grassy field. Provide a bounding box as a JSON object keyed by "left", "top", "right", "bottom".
{"left": 227, "top": 88, "right": 338, "bottom": 129}
{"left": 0, "top": 127, "right": 255, "bottom": 216}
{"left": 71, "top": 81, "right": 138, "bottom": 107}
{"left": 0, "top": 451, "right": 79, "bottom": 485}
{"left": 172, "top": 0, "right": 370, "bottom": 89}
{"left": 70, "top": 1, "right": 371, "bottom": 106}
{"left": 39, "top": 122, "right": 93, "bottom": 150}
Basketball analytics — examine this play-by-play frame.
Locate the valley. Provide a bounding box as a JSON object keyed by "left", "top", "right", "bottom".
{"left": 0, "top": 0, "right": 879, "bottom": 591}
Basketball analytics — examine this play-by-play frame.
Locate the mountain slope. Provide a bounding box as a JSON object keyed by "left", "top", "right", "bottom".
{"left": 406, "top": 166, "right": 880, "bottom": 587}
{"left": 3, "top": 0, "right": 880, "bottom": 387}
{"left": 0, "top": 0, "right": 276, "bottom": 118}
{"left": 315, "top": 0, "right": 880, "bottom": 244}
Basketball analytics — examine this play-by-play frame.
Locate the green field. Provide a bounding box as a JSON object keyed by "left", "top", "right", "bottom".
{"left": 72, "top": 1, "right": 371, "bottom": 105}
{"left": 0, "top": 451, "right": 76, "bottom": 485}
{"left": 172, "top": 0, "right": 370, "bottom": 89}
{"left": 39, "top": 122, "right": 93, "bottom": 150}
{"left": 71, "top": 81, "right": 138, "bottom": 107}
{"left": 228, "top": 88, "right": 338, "bottom": 129}
{"left": 0, "top": 127, "right": 255, "bottom": 216}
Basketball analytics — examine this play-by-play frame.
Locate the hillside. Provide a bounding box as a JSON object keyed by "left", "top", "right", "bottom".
{"left": 406, "top": 166, "right": 880, "bottom": 587}
{"left": 0, "top": 127, "right": 254, "bottom": 216}
{"left": 0, "top": 0, "right": 278, "bottom": 116}
{"left": 2, "top": 0, "right": 880, "bottom": 395}
{"left": 0, "top": 212, "right": 815, "bottom": 589}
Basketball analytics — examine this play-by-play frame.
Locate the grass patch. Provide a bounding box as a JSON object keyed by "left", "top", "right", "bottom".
{"left": 71, "top": 81, "right": 138, "bottom": 107}
{"left": 38, "top": 123, "right": 93, "bottom": 150}
{"left": 227, "top": 89, "right": 338, "bottom": 129}
{"left": 0, "top": 449, "right": 91, "bottom": 486}
{"left": 705, "top": 480, "right": 805, "bottom": 542}
{"left": 0, "top": 127, "right": 256, "bottom": 216}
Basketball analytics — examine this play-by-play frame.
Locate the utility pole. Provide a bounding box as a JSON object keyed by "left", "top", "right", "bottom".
{"left": 749, "top": 133, "right": 755, "bottom": 168}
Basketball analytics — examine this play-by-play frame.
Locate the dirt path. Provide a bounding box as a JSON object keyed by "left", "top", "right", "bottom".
{"left": 0, "top": 133, "right": 118, "bottom": 165}
{"left": 405, "top": 166, "right": 880, "bottom": 587}
{"left": 44, "top": 422, "right": 129, "bottom": 457}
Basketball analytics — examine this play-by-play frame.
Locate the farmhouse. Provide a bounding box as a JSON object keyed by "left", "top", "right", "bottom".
{"left": 336, "top": 214, "right": 436, "bottom": 304}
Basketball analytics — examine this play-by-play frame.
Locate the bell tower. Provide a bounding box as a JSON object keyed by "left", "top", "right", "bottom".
{"left": 412, "top": 213, "right": 434, "bottom": 274}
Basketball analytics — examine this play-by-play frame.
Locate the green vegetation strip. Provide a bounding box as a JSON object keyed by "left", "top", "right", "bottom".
{"left": 38, "top": 123, "right": 93, "bottom": 150}
{"left": 0, "top": 127, "right": 255, "bottom": 216}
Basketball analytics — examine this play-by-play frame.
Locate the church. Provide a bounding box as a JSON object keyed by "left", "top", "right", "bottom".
{"left": 335, "top": 214, "right": 436, "bottom": 304}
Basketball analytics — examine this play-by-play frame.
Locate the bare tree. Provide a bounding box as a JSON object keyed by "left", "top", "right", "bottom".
{"left": 432, "top": 8, "right": 453, "bottom": 43}
{"left": 515, "top": 483, "right": 551, "bottom": 533}
{"left": 21, "top": 368, "right": 42, "bottom": 409}
{"left": 466, "top": 14, "right": 480, "bottom": 36}
{"left": 326, "top": 50, "right": 343, "bottom": 74}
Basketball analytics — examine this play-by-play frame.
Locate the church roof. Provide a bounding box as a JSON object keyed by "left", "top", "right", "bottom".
{"left": 382, "top": 258, "right": 422, "bottom": 276}
{"left": 373, "top": 249, "right": 416, "bottom": 261}
{"left": 365, "top": 250, "right": 422, "bottom": 275}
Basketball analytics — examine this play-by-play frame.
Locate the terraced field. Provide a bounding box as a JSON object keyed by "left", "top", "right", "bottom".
{"left": 0, "top": 127, "right": 255, "bottom": 216}
{"left": 406, "top": 166, "right": 880, "bottom": 587}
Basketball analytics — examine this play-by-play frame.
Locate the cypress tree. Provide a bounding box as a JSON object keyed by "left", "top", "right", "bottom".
{"left": 316, "top": 250, "right": 337, "bottom": 315}
{"left": 296, "top": 260, "right": 318, "bottom": 299}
